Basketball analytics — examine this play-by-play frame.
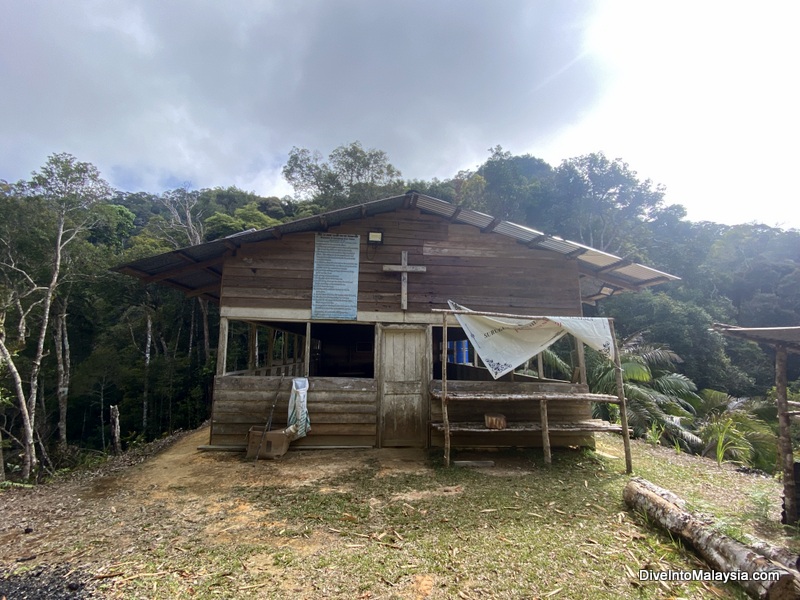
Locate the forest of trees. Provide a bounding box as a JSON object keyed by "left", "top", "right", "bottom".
{"left": 1, "top": 143, "right": 799, "bottom": 481}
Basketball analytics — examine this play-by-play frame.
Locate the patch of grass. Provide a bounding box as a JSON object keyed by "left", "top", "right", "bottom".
{"left": 224, "top": 442, "right": 769, "bottom": 598}
{"left": 79, "top": 433, "right": 793, "bottom": 599}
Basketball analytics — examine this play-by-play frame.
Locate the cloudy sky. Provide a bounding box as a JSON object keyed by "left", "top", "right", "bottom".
{"left": 2, "top": 1, "right": 798, "bottom": 229}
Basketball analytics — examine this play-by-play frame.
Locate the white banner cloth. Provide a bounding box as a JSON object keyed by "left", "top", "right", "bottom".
{"left": 447, "top": 301, "right": 616, "bottom": 380}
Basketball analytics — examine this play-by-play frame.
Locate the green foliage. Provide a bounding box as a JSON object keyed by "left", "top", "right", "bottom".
{"left": 600, "top": 291, "right": 755, "bottom": 394}
{"left": 589, "top": 336, "right": 702, "bottom": 451}
{"left": 550, "top": 152, "right": 667, "bottom": 256}
{"left": 645, "top": 422, "right": 665, "bottom": 446}
{"left": 203, "top": 202, "right": 281, "bottom": 240}
{"left": 694, "top": 391, "right": 778, "bottom": 472}
{"left": 454, "top": 146, "right": 554, "bottom": 223}
{"left": 283, "top": 141, "right": 402, "bottom": 209}
{"left": 88, "top": 204, "right": 136, "bottom": 249}
{"left": 3, "top": 144, "right": 799, "bottom": 482}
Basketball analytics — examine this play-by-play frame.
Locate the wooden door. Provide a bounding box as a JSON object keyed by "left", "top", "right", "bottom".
{"left": 379, "top": 325, "right": 429, "bottom": 447}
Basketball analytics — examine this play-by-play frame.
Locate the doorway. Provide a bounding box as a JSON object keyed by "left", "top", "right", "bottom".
{"left": 378, "top": 324, "right": 430, "bottom": 447}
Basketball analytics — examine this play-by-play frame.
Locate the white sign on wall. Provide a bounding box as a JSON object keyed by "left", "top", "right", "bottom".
{"left": 311, "top": 233, "right": 360, "bottom": 319}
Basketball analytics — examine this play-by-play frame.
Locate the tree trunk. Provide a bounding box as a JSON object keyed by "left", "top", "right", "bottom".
{"left": 743, "top": 535, "right": 800, "bottom": 572}
{"left": 0, "top": 336, "right": 36, "bottom": 480}
{"left": 623, "top": 477, "right": 799, "bottom": 599}
{"left": 143, "top": 312, "right": 152, "bottom": 435}
{"left": 22, "top": 216, "right": 67, "bottom": 478}
{"left": 53, "top": 298, "right": 71, "bottom": 451}
{"left": 0, "top": 424, "right": 5, "bottom": 483}
{"left": 110, "top": 405, "right": 122, "bottom": 455}
{"left": 99, "top": 381, "right": 105, "bottom": 451}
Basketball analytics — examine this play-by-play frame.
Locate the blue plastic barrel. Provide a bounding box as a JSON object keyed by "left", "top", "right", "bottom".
{"left": 456, "top": 340, "right": 469, "bottom": 364}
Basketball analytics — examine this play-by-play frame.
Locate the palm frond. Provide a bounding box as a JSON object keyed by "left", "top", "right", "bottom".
{"left": 540, "top": 348, "right": 571, "bottom": 379}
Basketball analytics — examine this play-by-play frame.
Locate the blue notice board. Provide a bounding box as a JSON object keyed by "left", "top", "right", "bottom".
{"left": 311, "top": 233, "right": 360, "bottom": 319}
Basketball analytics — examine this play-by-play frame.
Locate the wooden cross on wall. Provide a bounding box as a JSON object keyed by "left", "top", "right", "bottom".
{"left": 383, "top": 251, "right": 426, "bottom": 310}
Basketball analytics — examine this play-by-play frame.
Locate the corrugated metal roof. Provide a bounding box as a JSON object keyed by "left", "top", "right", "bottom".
{"left": 115, "top": 191, "right": 679, "bottom": 303}
{"left": 712, "top": 324, "right": 800, "bottom": 354}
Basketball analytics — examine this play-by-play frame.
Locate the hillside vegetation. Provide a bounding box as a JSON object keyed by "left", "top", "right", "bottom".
{"left": 1, "top": 145, "right": 799, "bottom": 481}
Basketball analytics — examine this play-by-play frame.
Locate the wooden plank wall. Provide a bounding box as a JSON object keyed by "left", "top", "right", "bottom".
{"left": 221, "top": 209, "right": 581, "bottom": 316}
{"left": 447, "top": 363, "right": 543, "bottom": 383}
{"left": 226, "top": 362, "right": 304, "bottom": 377}
{"left": 429, "top": 380, "right": 595, "bottom": 448}
{"left": 210, "top": 376, "right": 378, "bottom": 448}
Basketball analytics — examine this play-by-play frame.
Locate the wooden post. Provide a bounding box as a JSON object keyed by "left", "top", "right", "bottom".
{"left": 248, "top": 323, "right": 258, "bottom": 372}
{"left": 216, "top": 317, "right": 229, "bottom": 376}
{"left": 537, "top": 353, "right": 544, "bottom": 380}
{"left": 776, "top": 345, "right": 796, "bottom": 525}
{"left": 304, "top": 322, "right": 311, "bottom": 377}
{"left": 540, "top": 399, "right": 551, "bottom": 465}
{"left": 576, "top": 339, "right": 587, "bottom": 385}
{"left": 266, "top": 327, "right": 275, "bottom": 375}
{"left": 293, "top": 334, "right": 299, "bottom": 374}
{"left": 609, "top": 320, "right": 632, "bottom": 474}
{"left": 442, "top": 312, "right": 450, "bottom": 467}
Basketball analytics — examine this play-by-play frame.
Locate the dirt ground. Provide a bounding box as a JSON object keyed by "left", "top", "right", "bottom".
{"left": 0, "top": 427, "right": 437, "bottom": 598}
{"left": 1, "top": 426, "right": 791, "bottom": 599}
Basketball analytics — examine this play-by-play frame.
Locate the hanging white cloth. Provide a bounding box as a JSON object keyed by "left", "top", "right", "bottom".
{"left": 285, "top": 377, "right": 311, "bottom": 441}
{"left": 447, "top": 301, "right": 616, "bottom": 380}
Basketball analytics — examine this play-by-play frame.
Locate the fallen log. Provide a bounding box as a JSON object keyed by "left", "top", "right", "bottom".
{"left": 743, "top": 535, "right": 800, "bottom": 573}
{"left": 623, "top": 477, "right": 799, "bottom": 600}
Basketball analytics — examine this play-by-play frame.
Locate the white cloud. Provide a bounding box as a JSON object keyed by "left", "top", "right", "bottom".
{"left": 1, "top": 0, "right": 798, "bottom": 228}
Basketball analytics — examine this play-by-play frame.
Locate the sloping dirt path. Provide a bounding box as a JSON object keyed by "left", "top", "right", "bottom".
{"left": 0, "top": 427, "right": 429, "bottom": 598}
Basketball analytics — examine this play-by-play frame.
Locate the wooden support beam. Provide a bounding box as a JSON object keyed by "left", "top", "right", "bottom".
{"left": 540, "top": 399, "right": 551, "bottom": 465}
{"left": 293, "top": 334, "right": 299, "bottom": 370}
{"left": 248, "top": 323, "right": 258, "bottom": 371}
{"left": 610, "top": 320, "right": 632, "bottom": 474}
{"left": 304, "top": 322, "right": 311, "bottom": 377}
{"left": 266, "top": 327, "right": 275, "bottom": 372}
{"left": 187, "top": 281, "right": 222, "bottom": 298}
{"left": 116, "top": 265, "right": 150, "bottom": 278}
{"left": 442, "top": 312, "right": 450, "bottom": 467}
{"left": 216, "top": 317, "right": 229, "bottom": 376}
{"left": 576, "top": 339, "right": 587, "bottom": 385}
{"left": 565, "top": 247, "right": 588, "bottom": 260}
{"left": 481, "top": 217, "right": 502, "bottom": 233}
{"left": 526, "top": 234, "right": 549, "bottom": 249}
{"left": 143, "top": 254, "right": 226, "bottom": 283}
{"left": 776, "top": 345, "right": 796, "bottom": 525}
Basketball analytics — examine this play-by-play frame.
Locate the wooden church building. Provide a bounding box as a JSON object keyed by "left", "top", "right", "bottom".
{"left": 117, "top": 192, "right": 678, "bottom": 454}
